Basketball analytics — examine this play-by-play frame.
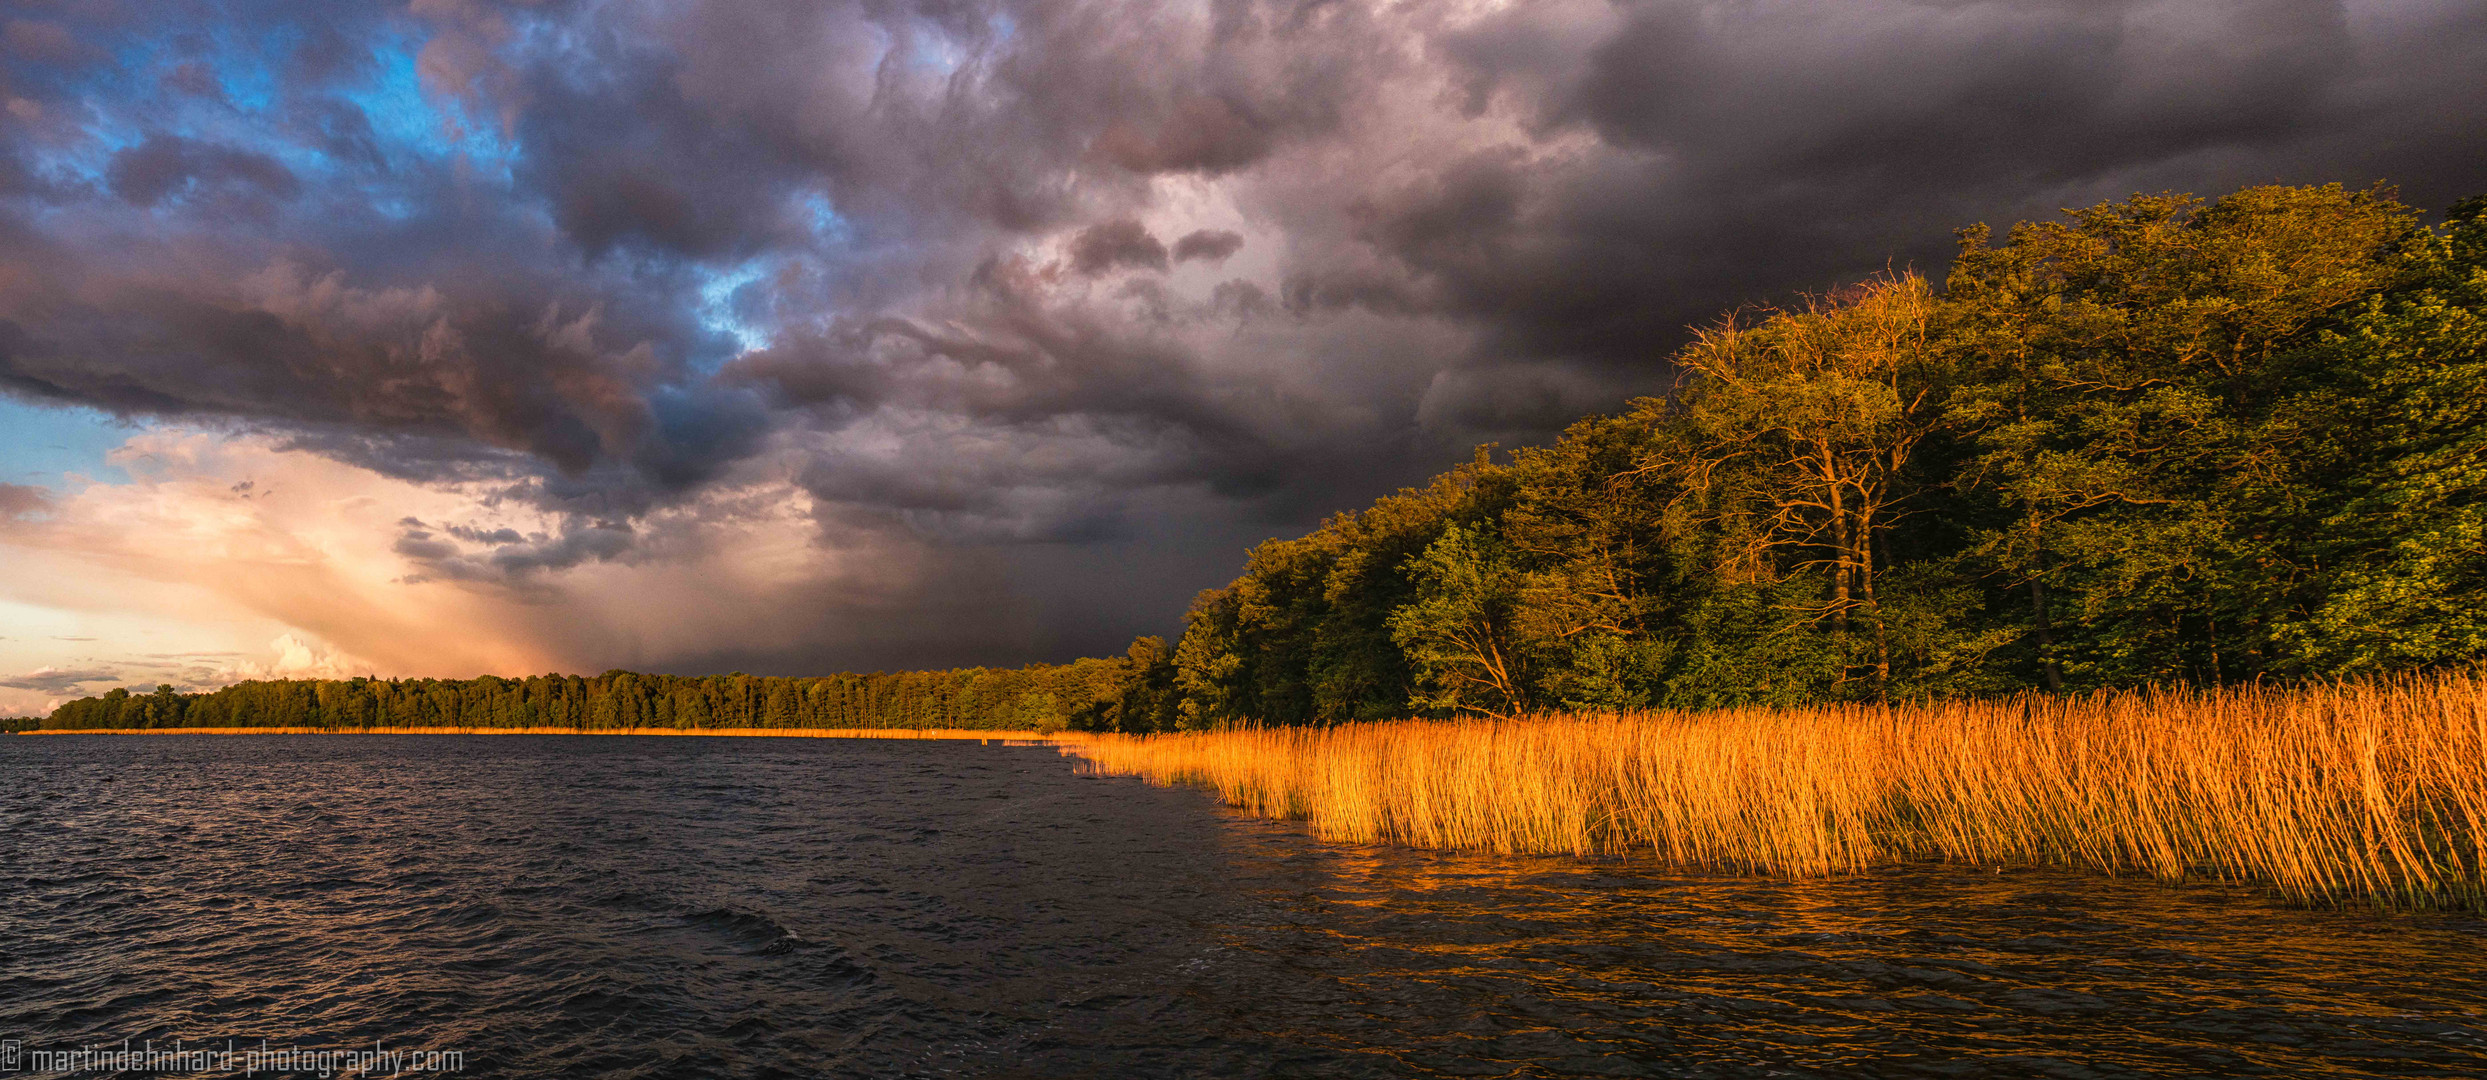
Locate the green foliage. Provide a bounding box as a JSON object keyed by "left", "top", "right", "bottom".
{"left": 1390, "top": 523, "right": 1532, "bottom": 715}
{"left": 2269, "top": 197, "right": 2487, "bottom": 671}
{"left": 1173, "top": 457, "right": 1502, "bottom": 726}
{"left": 1943, "top": 183, "right": 2426, "bottom": 689}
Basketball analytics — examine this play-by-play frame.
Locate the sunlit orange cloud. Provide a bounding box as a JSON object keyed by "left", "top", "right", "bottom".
{"left": 0, "top": 427, "right": 930, "bottom": 714}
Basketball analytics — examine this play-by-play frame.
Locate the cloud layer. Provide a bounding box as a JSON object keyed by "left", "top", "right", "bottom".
{"left": 3, "top": 0, "right": 2483, "bottom": 683}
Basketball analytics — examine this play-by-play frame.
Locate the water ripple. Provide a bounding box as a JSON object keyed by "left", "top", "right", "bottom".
{"left": 1, "top": 735, "right": 2481, "bottom": 1078}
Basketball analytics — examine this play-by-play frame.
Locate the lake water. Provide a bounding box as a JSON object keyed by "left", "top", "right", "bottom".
{"left": 1, "top": 735, "right": 2482, "bottom": 1078}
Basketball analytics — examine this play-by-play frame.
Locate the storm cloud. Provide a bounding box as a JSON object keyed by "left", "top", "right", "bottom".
{"left": 2, "top": 0, "right": 2482, "bottom": 675}
{"left": 0, "top": 666, "right": 122, "bottom": 695}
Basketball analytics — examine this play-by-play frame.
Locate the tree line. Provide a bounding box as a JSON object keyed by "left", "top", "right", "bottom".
{"left": 29, "top": 182, "right": 2487, "bottom": 732}
{"left": 34, "top": 643, "right": 1175, "bottom": 732}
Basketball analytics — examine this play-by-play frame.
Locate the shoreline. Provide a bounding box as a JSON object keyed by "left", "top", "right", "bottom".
{"left": 11, "top": 726, "right": 1059, "bottom": 740}
{"left": 29, "top": 677, "right": 2487, "bottom": 911}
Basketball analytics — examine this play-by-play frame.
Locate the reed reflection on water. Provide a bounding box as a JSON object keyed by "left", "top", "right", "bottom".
{"left": 0, "top": 734, "right": 2481, "bottom": 1078}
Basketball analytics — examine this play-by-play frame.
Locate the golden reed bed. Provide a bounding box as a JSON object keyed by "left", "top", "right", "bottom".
{"left": 21, "top": 726, "right": 1048, "bottom": 740}
{"left": 1056, "top": 676, "right": 2487, "bottom": 910}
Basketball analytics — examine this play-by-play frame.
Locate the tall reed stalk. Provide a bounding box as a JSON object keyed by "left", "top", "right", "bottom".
{"left": 1056, "top": 676, "right": 2487, "bottom": 909}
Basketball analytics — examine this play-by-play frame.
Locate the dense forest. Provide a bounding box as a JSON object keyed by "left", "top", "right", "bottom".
{"left": 34, "top": 641, "right": 1176, "bottom": 732}
{"left": 24, "top": 182, "right": 2486, "bottom": 733}
{"left": 1170, "top": 182, "right": 2487, "bottom": 725}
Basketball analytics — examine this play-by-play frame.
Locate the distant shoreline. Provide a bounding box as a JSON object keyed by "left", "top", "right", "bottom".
{"left": 12, "top": 726, "right": 1059, "bottom": 739}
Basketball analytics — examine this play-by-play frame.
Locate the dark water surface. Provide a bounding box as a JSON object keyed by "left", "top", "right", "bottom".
{"left": 2, "top": 736, "right": 2482, "bottom": 1078}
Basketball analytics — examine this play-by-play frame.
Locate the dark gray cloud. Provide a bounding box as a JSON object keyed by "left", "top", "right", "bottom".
{"left": 2, "top": 0, "right": 2482, "bottom": 671}
{"left": 392, "top": 513, "right": 637, "bottom": 585}
{"left": 0, "top": 667, "right": 122, "bottom": 694}
{"left": 1171, "top": 229, "right": 1244, "bottom": 264}
{"left": 105, "top": 133, "right": 301, "bottom": 209}
{"left": 1068, "top": 219, "right": 1169, "bottom": 275}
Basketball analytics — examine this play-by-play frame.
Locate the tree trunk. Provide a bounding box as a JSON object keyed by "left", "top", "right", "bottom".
{"left": 1828, "top": 480, "right": 1851, "bottom": 637}
{"left": 2030, "top": 575, "right": 2064, "bottom": 692}
{"left": 1858, "top": 510, "right": 1890, "bottom": 702}
{"left": 2204, "top": 609, "right": 2225, "bottom": 688}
